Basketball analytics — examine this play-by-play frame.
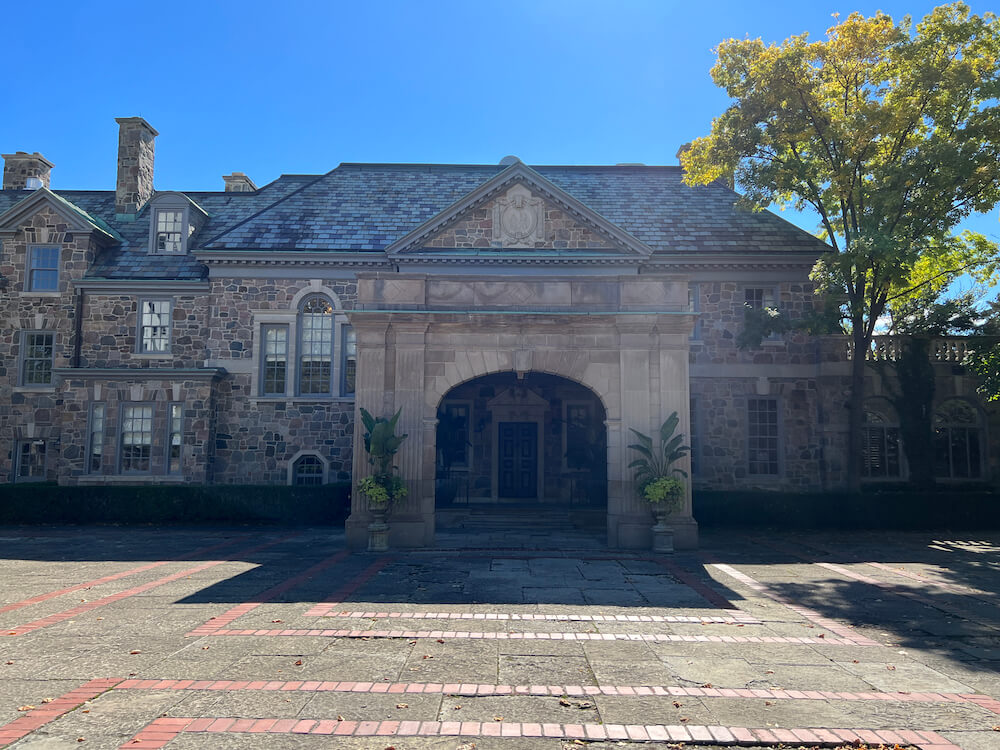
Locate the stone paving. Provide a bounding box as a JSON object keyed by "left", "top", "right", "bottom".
{"left": 0, "top": 524, "right": 998, "bottom": 749}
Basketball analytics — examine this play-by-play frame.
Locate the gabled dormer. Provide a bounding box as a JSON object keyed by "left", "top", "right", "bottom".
{"left": 145, "top": 192, "right": 208, "bottom": 256}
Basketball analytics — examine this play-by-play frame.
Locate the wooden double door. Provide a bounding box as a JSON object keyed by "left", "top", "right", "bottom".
{"left": 497, "top": 421, "right": 538, "bottom": 499}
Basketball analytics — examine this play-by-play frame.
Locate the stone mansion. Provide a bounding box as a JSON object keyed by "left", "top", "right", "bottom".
{"left": 1, "top": 118, "right": 996, "bottom": 549}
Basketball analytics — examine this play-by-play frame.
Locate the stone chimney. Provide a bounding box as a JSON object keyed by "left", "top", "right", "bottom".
{"left": 222, "top": 172, "right": 257, "bottom": 192}
{"left": 114, "top": 117, "right": 158, "bottom": 218}
{"left": 2, "top": 152, "right": 54, "bottom": 190}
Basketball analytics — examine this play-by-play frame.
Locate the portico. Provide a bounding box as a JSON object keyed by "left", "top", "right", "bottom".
{"left": 344, "top": 273, "right": 698, "bottom": 550}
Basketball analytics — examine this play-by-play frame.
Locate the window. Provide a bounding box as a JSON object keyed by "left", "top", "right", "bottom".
{"left": 297, "top": 296, "right": 334, "bottom": 395}
{"left": 292, "top": 455, "right": 324, "bottom": 485}
{"left": 167, "top": 404, "right": 183, "bottom": 475}
{"left": 745, "top": 287, "right": 780, "bottom": 340}
{"left": 155, "top": 210, "right": 184, "bottom": 254}
{"left": 87, "top": 403, "right": 106, "bottom": 474}
{"left": 15, "top": 440, "right": 47, "bottom": 482}
{"left": 260, "top": 325, "right": 289, "bottom": 396}
{"left": 341, "top": 325, "right": 357, "bottom": 395}
{"left": 688, "top": 283, "right": 701, "bottom": 340}
{"left": 138, "top": 299, "right": 171, "bottom": 353}
{"left": 20, "top": 331, "right": 54, "bottom": 386}
{"left": 934, "top": 400, "right": 982, "bottom": 479}
{"left": 747, "top": 398, "right": 780, "bottom": 475}
{"left": 27, "top": 246, "right": 59, "bottom": 291}
{"left": 120, "top": 405, "right": 153, "bottom": 473}
{"left": 862, "top": 407, "right": 902, "bottom": 479}
{"left": 564, "top": 403, "right": 593, "bottom": 470}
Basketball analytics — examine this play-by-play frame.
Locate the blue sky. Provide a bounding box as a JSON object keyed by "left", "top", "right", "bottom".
{"left": 2, "top": 0, "right": 997, "bottom": 252}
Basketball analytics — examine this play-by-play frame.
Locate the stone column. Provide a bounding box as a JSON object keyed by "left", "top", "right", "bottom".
{"left": 345, "top": 317, "right": 389, "bottom": 550}
{"left": 386, "top": 321, "right": 433, "bottom": 547}
{"left": 658, "top": 333, "right": 699, "bottom": 549}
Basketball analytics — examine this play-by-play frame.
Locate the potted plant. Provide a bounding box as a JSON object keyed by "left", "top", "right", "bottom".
{"left": 628, "top": 411, "right": 690, "bottom": 552}
{"left": 358, "top": 407, "right": 408, "bottom": 552}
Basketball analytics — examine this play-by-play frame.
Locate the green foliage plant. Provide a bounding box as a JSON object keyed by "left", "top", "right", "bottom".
{"left": 628, "top": 411, "right": 690, "bottom": 514}
{"left": 358, "top": 407, "right": 409, "bottom": 507}
{"left": 681, "top": 2, "right": 1000, "bottom": 487}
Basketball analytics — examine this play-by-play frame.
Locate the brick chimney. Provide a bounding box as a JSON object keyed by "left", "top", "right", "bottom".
{"left": 222, "top": 172, "right": 257, "bottom": 192}
{"left": 2, "top": 151, "right": 54, "bottom": 190}
{"left": 114, "top": 117, "right": 158, "bottom": 218}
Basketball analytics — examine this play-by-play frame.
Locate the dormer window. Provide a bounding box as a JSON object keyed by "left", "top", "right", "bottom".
{"left": 146, "top": 193, "right": 207, "bottom": 256}
{"left": 155, "top": 210, "right": 184, "bottom": 253}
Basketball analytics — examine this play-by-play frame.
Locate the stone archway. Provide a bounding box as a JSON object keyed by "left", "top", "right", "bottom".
{"left": 344, "top": 273, "right": 699, "bottom": 551}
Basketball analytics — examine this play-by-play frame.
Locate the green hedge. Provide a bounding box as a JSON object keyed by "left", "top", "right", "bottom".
{"left": 0, "top": 483, "right": 352, "bottom": 525}
{"left": 694, "top": 486, "right": 1000, "bottom": 530}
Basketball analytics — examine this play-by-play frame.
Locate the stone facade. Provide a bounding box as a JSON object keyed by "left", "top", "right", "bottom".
{"left": 1, "top": 120, "right": 997, "bottom": 549}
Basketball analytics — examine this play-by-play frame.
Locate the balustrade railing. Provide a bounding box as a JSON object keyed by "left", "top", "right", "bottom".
{"left": 845, "top": 335, "right": 983, "bottom": 362}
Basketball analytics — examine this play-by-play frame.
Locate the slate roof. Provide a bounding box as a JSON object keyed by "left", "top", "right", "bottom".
{"left": 0, "top": 164, "right": 830, "bottom": 281}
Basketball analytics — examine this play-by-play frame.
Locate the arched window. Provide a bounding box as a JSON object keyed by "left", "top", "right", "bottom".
{"left": 862, "top": 405, "right": 902, "bottom": 479}
{"left": 292, "top": 454, "right": 325, "bottom": 486}
{"left": 297, "top": 296, "right": 334, "bottom": 396}
{"left": 934, "top": 400, "right": 982, "bottom": 479}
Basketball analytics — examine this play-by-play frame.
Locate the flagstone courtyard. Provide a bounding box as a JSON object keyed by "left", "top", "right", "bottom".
{"left": 0, "top": 525, "right": 997, "bottom": 749}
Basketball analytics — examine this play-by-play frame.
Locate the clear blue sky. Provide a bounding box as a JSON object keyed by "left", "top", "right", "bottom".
{"left": 2, "top": 0, "right": 997, "bottom": 249}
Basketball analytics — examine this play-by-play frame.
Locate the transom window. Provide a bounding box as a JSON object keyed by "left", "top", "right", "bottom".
{"left": 138, "top": 299, "right": 172, "bottom": 353}
{"left": 747, "top": 398, "right": 780, "bottom": 475}
{"left": 27, "top": 246, "right": 59, "bottom": 291}
{"left": 120, "top": 405, "right": 154, "bottom": 473}
{"left": 862, "top": 407, "right": 902, "bottom": 479}
{"left": 292, "top": 455, "right": 324, "bottom": 485}
{"left": 934, "top": 400, "right": 982, "bottom": 479}
{"left": 298, "top": 296, "right": 334, "bottom": 395}
{"left": 20, "top": 331, "right": 54, "bottom": 386}
{"left": 155, "top": 210, "right": 184, "bottom": 253}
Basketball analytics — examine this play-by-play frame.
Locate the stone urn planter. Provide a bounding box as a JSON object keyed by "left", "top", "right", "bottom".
{"left": 366, "top": 500, "right": 390, "bottom": 553}
{"left": 651, "top": 504, "right": 675, "bottom": 553}
{"left": 627, "top": 411, "right": 690, "bottom": 555}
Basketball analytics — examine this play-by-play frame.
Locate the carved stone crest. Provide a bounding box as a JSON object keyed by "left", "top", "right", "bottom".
{"left": 492, "top": 184, "right": 545, "bottom": 247}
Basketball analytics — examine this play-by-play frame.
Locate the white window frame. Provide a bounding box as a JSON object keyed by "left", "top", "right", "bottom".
{"left": 287, "top": 451, "right": 329, "bottom": 486}
{"left": 744, "top": 285, "right": 781, "bottom": 341}
{"left": 747, "top": 397, "right": 782, "bottom": 477}
{"left": 259, "top": 324, "right": 290, "bottom": 397}
{"left": 26, "top": 245, "right": 60, "bottom": 292}
{"left": 87, "top": 403, "right": 106, "bottom": 475}
{"left": 933, "top": 399, "right": 985, "bottom": 480}
{"left": 146, "top": 195, "right": 195, "bottom": 256}
{"left": 14, "top": 439, "right": 48, "bottom": 483}
{"left": 166, "top": 403, "right": 184, "bottom": 475}
{"left": 136, "top": 298, "right": 173, "bottom": 355}
{"left": 19, "top": 330, "right": 55, "bottom": 387}
{"left": 119, "top": 403, "right": 155, "bottom": 474}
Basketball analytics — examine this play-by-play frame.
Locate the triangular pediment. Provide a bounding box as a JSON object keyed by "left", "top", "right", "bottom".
{"left": 0, "top": 187, "right": 121, "bottom": 243}
{"left": 386, "top": 162, "right": 652, "bottom": 258}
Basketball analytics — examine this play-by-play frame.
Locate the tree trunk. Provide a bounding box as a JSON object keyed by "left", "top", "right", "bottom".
{"left": 845, "top": 328, "right": 868, "bottom": 492}
{"left": 894, "top": 337, "right": 936, "bottom": 487}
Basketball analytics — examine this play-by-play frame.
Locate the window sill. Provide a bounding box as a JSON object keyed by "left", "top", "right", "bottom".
{"left": 13, "top": 386, "right": 56, "bottom": 393}
{"left": 19, "top": 291, "right": 62, "bottom": 298}
{"left": 132, "top": 353, "right": 173, "bottom": 360}
{"left": 76, "top": 475, "right": 187, "bottom": 484}
{"left": 251, "top": 396, "right": 356, "bottom": 404}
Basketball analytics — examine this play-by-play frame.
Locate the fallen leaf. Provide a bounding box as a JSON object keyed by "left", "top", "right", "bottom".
{"left": 886, "top": 665, "right": 896, "bottom": 671}
{"left": 422, "top": 655, "right": 433, "bottom": 659}
{"left": 817, "top": 633, "right": 825, "bottom": 638}
{"left": 82, "top": 710, "right": 90, "bottom": 714}
{"left": 494, "top": 716, "right": 504, "bottom": 721}
{"left": 294, "top": 660, "right": 303, "bottom": 666}
{"left": 559, "top": 699, "right": 571, "bottom": 706}
{"left": 765, "top": 670, "right": 774, "bottom": 674}
{"left": 701, "top": 683, "right": 713, "bottom": 688}
{"left": 201, "top": 646, "right": 210, "bottom": 650}
{"left": 680, "top": 717, "right": 689, "bottom": 723}
{"left": 395, "top": 703, "right": 408, "bottom": 709}
{"left": 129, "top": 650, "right": 141, "bottom": 655}
{"left": 672, "top": 701, "right": 682, "bottom": 708}
{"left": 337, "top": 716, "right": 345, "bottom": 721}
{"left": 272, "top": 620, "right": 283, "bottom": 623}
{"left": 765, "top": 701, "right": 774, "bottom": 706}
{"left": 437, "top": 639, "right": 445, "bottom": 643}
{"left": 41, "top": 698, "right": 54, "bottom": 704}
{"left": 17, "top": 706, "right": 35, "bottom": 712}
{"left": 453, "top": 705, "right": 462, "bottom": 710}
{"left": 76, "top": 738, "right": 85, "bottom": 743}
{"left": 4, "top": 661, "right": 12, "bottom": 665}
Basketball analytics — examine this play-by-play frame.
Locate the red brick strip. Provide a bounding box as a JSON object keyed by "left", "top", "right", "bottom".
{"left": 657, "top": 558, "right": 748, "bottom": 612}
{"left": 119, "top": 717, "right": 963, "bottom": 748}
{"left": 0, "top": 534, "right": 252, "bottom": 616}
{"left": 305, "top": 609, "right": 760, "bottom": 624}
{"left": 112, "top": 677, "right": 998, "bottom": 710}
{"left": 187, "top": 549, "right": 354, "bottom": 636}
{"left": 302, "top": 555, "right": 395, "bottom": 617}
{"left": 0, "top": 678, "right": 122, "bottom": 747}
{"left": 199, "top": 627, "right": 870, "bottom": 645}
{"left": 2, "top": 534, "right": 298, "bottom": 637}
{"left": 708, "top": 562, "right": 880, "bottom": 646}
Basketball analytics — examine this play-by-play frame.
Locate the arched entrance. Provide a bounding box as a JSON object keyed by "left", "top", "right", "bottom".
{"left": 434, "top": 372, "right": 607, "bottom": 521}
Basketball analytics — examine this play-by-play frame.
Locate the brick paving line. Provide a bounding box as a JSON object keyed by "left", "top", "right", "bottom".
{"left": 185, "top": 549, "right": 362, "bottom": 636}
{"left": 120, "top": 716, "right": 964, "bottom": 748}
{"left": 304, "top": 610, "right": 762, "bottom": 624}
{"left": 750, "top": 536, "right": 1000, "bottom": 633}
{"left": 705, "top": 560, "right": 881, "bottom": 646}
{"left": 0, "top": 678, "right": 122, "bottom": 748}
{"left": 1, "top": 533, "right": 300, "bottom": 637}
{"left": 0, "top": 533, "right": 254, "bottom": 617}
{"left": 656, "top": 557, "right": 751, "bottom": 612}
{"left": 111, "top": 677, "right": 1000, "bottom": 712}
{"left": 302, "top": 555, "right": 395, "bottom": 617}
{"left": 198, "top": 627, "right": 873, "bottom": 645}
